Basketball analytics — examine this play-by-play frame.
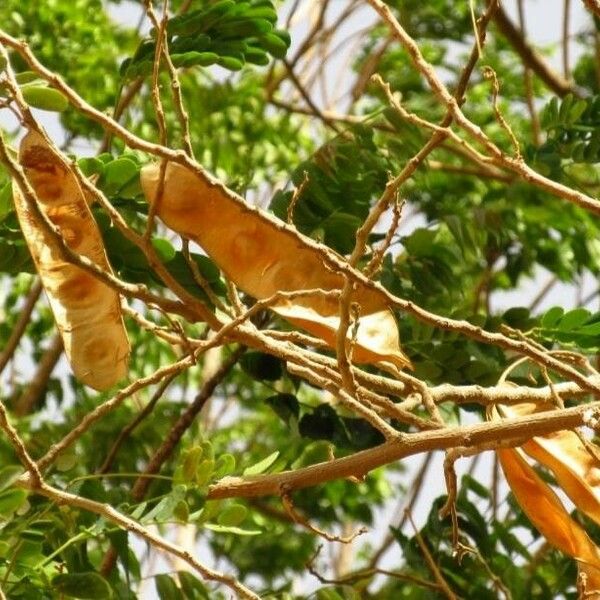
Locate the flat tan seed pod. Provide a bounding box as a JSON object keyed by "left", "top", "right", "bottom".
{"left": 13, "top": 130, "right": 130, "bottom": 390}
{"left": 141, "top": 161, "right": 411, "bottom": 370}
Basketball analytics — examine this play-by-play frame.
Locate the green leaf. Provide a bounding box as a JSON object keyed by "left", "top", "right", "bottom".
{"left": 78, "top": 157, "right": 105, "bottom": 178}
{"left": 0, "top": 465, "right": 23, "bottom": 491}
{"left": 540, "top": 306, "right": 564, "bottom": 328}
{"left": 217, "top": 503, "right": 248, "bottom": 526}
{"left": 181, "top": 446, "right": 204, "bottom": 483}
{"left": 152, "top": 238, "right": 176, "bottom": 263}
{"left": 461, "top": 474, "right": 490, "bottom": 499}
{"left": 55, "top": 451, "right": 78, "bottom": 472}
{"left": 243, "top": 450, "right": 279, "bottom": 475}
{"left": 196, "top": 458, "right": 215, "bottom": 486}
{"left": 502, "top": 306, "right": 531, "bottom": 328}
{"left": 291, "top": 441, "right": 333, "bottom": 469}
{"left": 213, "top": 453, "right": 236, "bottom": 478}
{"left": 0, "top": 181, "right": 13, "bottom": 222}
{"left": 52, "top": 572, "right": 113, "bottom": 599}
{"left": 403, "top": 228, "right": 437, "bottom": 256}
{"left": 173, "top": 500, "right": 189, "bottom": 523}
{"left": 259, "top": 32, "right": 289, "bottom": 58}
{"left": 216, "top": 55, "right": 245, "bottom": 70}
{"left": 102, "top": 157, "right": 139, "bottom": 192}
{"left": 155, "top": 574, "right": 184, "bottom": 600}
{"left": 178, "top": 571, "right": 210, "bottom": 599}
{"left": 21, "top": 84, "right": 69, "bottom": 112}
{"left": 558, "top": 307, "right": 591, "bottom": 331}
{"left": 576, "top": 322, "right": 600, "bottom": 336}
{"left": 15, "top": 71, "right": 42, "bottom": 85}
{"left": 264, "top": 393, "right": 299, "bottom": 425}
{"left": 172, "top": 51, "right": 219, "bottom": 69}
{"left": 143, "top": 486, "right": 186, "bottom": 523}
{"left": 0, "top": 488, "right": 28, "bottom": 516}
{"left": 241, "top": 351, "right": 283, "bottom": 381}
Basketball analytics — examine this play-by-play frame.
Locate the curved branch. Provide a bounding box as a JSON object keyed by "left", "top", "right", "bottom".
{"left": 207, "top": 400, "right": 600, "bottom": 499}
{"left": 20, "top": 479, "right": 259, "bottom": 600}
{"left": 492, "top": 3, "right": 576, "bottom": 97}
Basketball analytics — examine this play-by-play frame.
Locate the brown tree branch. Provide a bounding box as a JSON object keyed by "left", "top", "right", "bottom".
{"left": 492, "top": 2, "right": 576, "bottom": 97}
{"left": 3, "top": 27, "right": 588, "bottom": 396}
{"left": 207, "top": 401, "right": 600, "bottom": 499}
{"left": 13, "top": 333, "right": 63, "bottom": 417}
{"left": 0, "top": 278, "right": 42, "bottom": 377}
{"left": 17, "top": 478, "right": 259, "bottom": 599}
{"left": 580, "top": 0, "right": 600, "bottom": 19}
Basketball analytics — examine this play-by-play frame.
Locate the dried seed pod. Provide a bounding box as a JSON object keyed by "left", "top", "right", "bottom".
{"left": 141, "top": 161, "right": 411, "bottom": 369}
{"left": 497, "top": 446, "right": 600, "bottom": 587}
{"left": 497, "top": 402, "right": 600, "bottom": 526}
{"left": 13, "top": 130, "right": 130, "bottom": 390}
{"left": 490, "top": 403, "right": 600, "bottom": 591}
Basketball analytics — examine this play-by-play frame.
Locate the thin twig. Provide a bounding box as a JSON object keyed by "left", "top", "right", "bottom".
{"left": 281, "top": 492, "right": 367, "bottom": 543}
{"left": 19, "top": 478, "right": 260, "bottom": 599}
{"left": 97, "top": 372, "right": 179, "bottom": 474}
{"left": 0, "top": 399, "right": 42, "bottom": 486}
{"left": 482, "top": 66, "right": 521, "bottom": 158}
{"left": 287, "top": 170, "right": 309, "bottom": 224}
{"left": 406, "top": 511, "right": 458, "bottom": 600}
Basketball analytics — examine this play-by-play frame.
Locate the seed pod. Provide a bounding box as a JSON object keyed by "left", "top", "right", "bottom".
{"left": 497, "top": 446, "right": 600, "bottom": 587}
{"left": 496, "top": 402, "right": 600, "bottom": 526}
{"left": 141, "top": 161, "right": 411, "bottom": 370}
{"left": 13, "top": 130, "right": 130, "bottom": 390}
{"left": 490, "top": 402, "right": 600, "bottom": 592}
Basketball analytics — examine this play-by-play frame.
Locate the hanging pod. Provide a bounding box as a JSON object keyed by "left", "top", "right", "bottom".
{"left": 490, "top": 402, "right": 600, "bottom": 593}
{"left": 13, "top": 130, "right": 130, "bottom": 390}
{"left": 140, "top": 161, "right": 411, "bottom": 370}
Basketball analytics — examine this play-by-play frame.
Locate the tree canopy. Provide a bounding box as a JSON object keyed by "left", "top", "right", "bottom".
{"left": 1, "top": 0, "right": 600, "bottom": 598}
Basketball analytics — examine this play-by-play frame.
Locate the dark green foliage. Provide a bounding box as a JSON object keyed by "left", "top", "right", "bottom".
{"left": 271, "top": 125, "right": 390, "bottom": 254}
{"left": 240, "top": 351, "right": 284, "bottom": 381}
{"left": 1, "top": 0, "right": 136, "bottom": 138}
{"left": 539, "top": 94, "right": 600, "bottom": 164}
{"left": 121, "top": 0, "right": 290, "bottom": 79}
{"left": 298, "top": 403, "right": 385, "bottom": 451}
